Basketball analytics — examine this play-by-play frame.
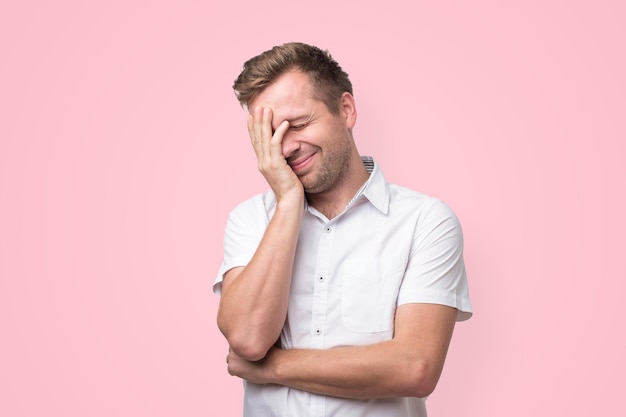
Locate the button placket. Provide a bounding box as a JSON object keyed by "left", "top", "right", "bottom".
{"left": 310, "top": 221, "right": 334, "bottom": 349}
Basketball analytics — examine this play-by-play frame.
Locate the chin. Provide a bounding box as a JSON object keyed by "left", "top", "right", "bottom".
{"left": 302, "top": 183, "right": 321, "bottom": 194}
{"left": 299, "top": 175, "right": 317, "bottom": 193}
{"left": 303, "top": 183, "right": 328, "bottom": 195}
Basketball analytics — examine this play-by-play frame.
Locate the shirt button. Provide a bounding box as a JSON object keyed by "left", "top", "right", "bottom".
{"left": 314, "top": 328, "right": 322, "bottom": 335}
{"left": 325, "top": 227, "right": 332, "bottom": 233}
{"left": 318, "top": 276, "right": 324, "bottom": 282}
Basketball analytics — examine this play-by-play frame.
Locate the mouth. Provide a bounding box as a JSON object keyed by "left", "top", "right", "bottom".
{"left": 288, "top": 153, "right": 315, "bottom": 173}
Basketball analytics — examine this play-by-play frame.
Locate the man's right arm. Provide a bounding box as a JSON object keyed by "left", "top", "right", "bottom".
{"left": 217, "top": 107, "right": 303, "bottom": 361}
{"left": 217, "top": 194, "right": 302, "bottom": 361}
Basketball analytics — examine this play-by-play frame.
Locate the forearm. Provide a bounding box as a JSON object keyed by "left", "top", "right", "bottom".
{"left": 228, "top": 304, "right": 457, "bottom": 398}
{"left": 217, "top": 196, "right": 303, "bottom": 360}
{"left": 268, "top": 341, "right": 437, "bottom": 399}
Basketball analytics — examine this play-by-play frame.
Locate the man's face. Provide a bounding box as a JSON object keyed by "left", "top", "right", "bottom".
{"left": 248, "top": 70, "right": 355, "bottom": 194}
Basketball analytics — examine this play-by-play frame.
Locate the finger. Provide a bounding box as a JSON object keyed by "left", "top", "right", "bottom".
{"left": 247, "top": 113, "right": 255, "bottom": 144}
{"left": 261, "top": 107, "right": 273, "bottom": 161}
{"left": 252, "top": 106, "right": 264, "bottom": 146}
{"left": 249, "top": 107, "right": 264, "bottom": 159}
{"left": 261, "top": 107, "right": 273, "bottom": 140}
{"left": 271, "top": 120, "right": 289, "bottom": 157}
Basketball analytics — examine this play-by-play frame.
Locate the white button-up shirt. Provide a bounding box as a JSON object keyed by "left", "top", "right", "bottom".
{"left": 215, "top": 157, "right": 472, "bottom": 417}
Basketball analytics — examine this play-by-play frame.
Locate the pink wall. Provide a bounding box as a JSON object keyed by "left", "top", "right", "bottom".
{"left": 1, "top": 1, "right": 624, "bottom": 416}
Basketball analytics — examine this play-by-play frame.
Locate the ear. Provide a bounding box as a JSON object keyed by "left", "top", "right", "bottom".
{"left": 339, "top": 92, "right": 357, "bottom": 129}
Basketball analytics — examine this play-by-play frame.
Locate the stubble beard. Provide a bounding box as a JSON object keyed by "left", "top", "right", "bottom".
{"left": 301, "top": 137, "right": 353, "bottom": 195}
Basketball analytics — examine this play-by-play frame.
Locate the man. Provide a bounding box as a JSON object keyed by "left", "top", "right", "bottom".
{"left": 214, "top": 42, "right": 472, "bottom": 416}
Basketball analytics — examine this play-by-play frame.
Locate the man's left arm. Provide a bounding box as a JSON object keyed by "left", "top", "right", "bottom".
{"left": 226, "top": 302, "right": 457, "bottom": 399}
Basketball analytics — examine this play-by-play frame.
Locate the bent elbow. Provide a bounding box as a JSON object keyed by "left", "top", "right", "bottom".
{"left": 220, "top": 328, "right": 271, "bottom": 361}
{"left": 230, "top": 340, "right": 270, "bottom": 362}
{"left": 412, "top": 380, "right": 438, "bottom": 399}
{"left": 217, "top": 317, "right": 273, "bottom": 361}
{"left": 406, "top": 360, "right": 441, "bottom": 398}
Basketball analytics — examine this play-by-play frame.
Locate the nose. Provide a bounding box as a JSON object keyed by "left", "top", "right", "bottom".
{"left": 281, "top": 130, "right": 300, "bottom": 160}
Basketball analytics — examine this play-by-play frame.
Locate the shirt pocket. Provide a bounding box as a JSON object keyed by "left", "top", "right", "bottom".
{"left": 341, "top": 256, "right": 405, "bottom": 333}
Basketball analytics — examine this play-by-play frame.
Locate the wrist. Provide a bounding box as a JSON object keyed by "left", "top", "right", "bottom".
{"left": 275, "top": 191, "right": 305, "bottom": 212}
{"left": 266, "top": 348, "right": 286, "bottom": 385}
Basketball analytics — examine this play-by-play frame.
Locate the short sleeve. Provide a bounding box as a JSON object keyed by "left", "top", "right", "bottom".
{"left": 397, "top": 199, "right": 473, "bottom": 321}
{"left": 213, "top": 194, "right": 271, "bottom": 296}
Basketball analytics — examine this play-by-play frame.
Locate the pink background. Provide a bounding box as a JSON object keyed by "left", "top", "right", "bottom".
{"left": 1, "top": 1, "right": 624, "bottom": 416}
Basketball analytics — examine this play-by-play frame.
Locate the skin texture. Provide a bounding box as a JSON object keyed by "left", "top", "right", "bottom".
{"left": 217, "top": 70, "right": 458, "bottom": 398}
{"left": 248, "top": 70, "right": 369, "bottom": 219}
{"left": 227, "top": 304, "right": 457, "bottom": 399}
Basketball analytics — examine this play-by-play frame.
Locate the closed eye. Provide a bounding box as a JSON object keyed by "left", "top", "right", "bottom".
{"left": 290, "top": 123, "right": 307, "bottom": 131}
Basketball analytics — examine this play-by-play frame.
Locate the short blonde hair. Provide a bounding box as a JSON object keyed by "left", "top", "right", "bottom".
{"left": 232, "top": 42, "right": 353, "bottom": 114}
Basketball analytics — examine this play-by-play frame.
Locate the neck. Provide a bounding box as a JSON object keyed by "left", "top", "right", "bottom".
{"left": 306, "top": 156, "right": 370, "bottom": 220}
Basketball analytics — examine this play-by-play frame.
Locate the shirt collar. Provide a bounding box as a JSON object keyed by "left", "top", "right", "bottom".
{"left": 359, "top": 156, "right": 390, "bottom": 215}
{"left": 303, "top": 156, "right": 390, "bottom": 215}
